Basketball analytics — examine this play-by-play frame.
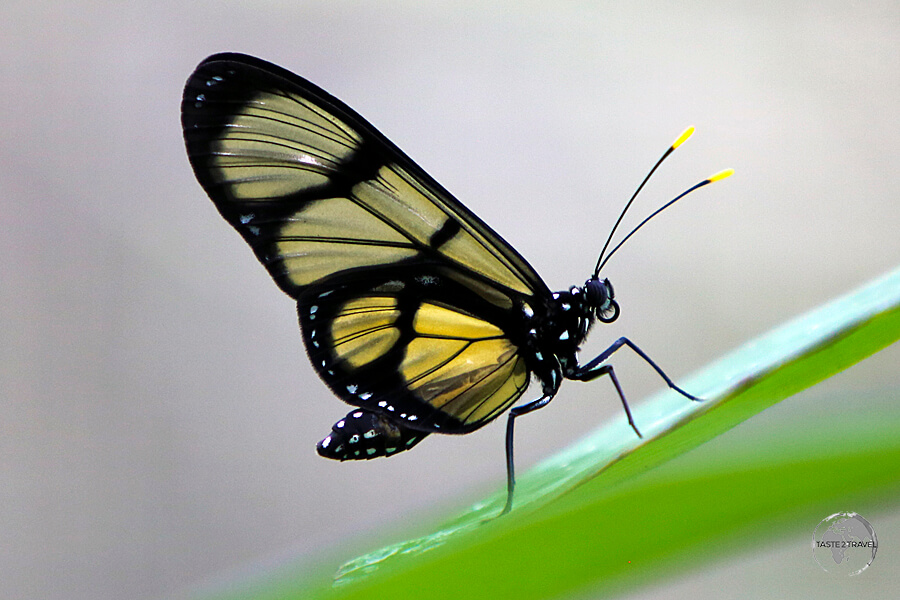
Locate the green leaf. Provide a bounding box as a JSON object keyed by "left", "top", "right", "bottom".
{"left": 211, "top": 267, "right": 900, "bottom": 600}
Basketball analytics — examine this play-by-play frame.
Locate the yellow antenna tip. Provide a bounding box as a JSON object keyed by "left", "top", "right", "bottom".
{"left": 708, "top": 168, "right": 735, "bottom": 182}
{"left": 672, "top": 126, "right": 695, "bottom": 149}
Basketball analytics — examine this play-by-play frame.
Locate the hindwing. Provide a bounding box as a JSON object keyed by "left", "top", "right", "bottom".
{"left": 299, "top": 270, "right": 531, "bottom": 433}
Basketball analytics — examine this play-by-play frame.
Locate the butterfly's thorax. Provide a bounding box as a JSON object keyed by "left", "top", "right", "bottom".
{"left": 519, "top": 286, "right": 594, "bottom": 392}
{"left": 518, "top": 276, "right": 618, "bottom": 390}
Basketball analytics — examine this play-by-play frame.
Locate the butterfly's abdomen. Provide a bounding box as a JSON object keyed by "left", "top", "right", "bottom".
{"left": 317, "top": 408, "right": 428, "bottom": 461}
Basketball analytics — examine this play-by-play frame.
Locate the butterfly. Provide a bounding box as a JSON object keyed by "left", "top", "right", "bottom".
{"left": 182, "top": 53, "right": 732, "bottom": 514}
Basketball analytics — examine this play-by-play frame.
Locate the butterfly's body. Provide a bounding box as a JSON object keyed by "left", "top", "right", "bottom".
{"left": 182, "top": 53, "right": 728, "bottom": 514}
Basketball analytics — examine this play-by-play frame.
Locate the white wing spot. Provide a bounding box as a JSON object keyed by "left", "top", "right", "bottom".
{"left": 559, "top": 331, "right": 570, "bottom": 341}
{"left": 336, "top": 420, "right": 345, "bottom": 428}
{"left": 347, "top": 384, "right": 358, "bottom": 394}
{"left": 320, "top": 435, "right": 331, "bottom": 448}
{"left": 352, "top": 411, "right": 363, "bottom": 418}
{"left": 378, "top": 401, "right": 387, "bottom": 408}
{"left": 359, "top": 392, "right": 372, "bottom": 401}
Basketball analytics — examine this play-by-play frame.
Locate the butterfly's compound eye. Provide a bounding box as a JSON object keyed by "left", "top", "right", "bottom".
{"left": 585, "top": 277, "right": 608, "bottom": 306}
{"left": 586, "top": 277, "right": 615, "bottom": 308}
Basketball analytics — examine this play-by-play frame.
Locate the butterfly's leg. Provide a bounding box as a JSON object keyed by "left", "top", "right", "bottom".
{"left": 501, "top": 391, "right": 556, "bottom": 516}
{"left": 573, "top": 337, "right": 701, "bottom": 402}
{"left": 572, "top": 363, "right": 642, "bottom": 439}
{"left": 570, "top": 337, "right": 701, "bottom": 440}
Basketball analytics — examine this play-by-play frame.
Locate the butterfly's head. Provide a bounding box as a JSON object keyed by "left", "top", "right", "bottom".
{"left": 585, "top": 277, "right": 619, "bottom": 323}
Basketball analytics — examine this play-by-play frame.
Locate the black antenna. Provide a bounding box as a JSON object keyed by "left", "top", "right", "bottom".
{"left": 593, "top": 126, "right": 695, "bottom": 277}
{"left": 596, "top": 168, "right": 734, "bottom": 274}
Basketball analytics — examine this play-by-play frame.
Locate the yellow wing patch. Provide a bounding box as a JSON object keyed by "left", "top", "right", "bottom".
{"left": 211, "top": 91, "right": 361, "bottom": 200}
{"left": 400, "top": 303, "right": 529, "bottom": 426}
{"left": 412, "top": 302, "right": 504, "bottom": 339}
{"left": 330, "top": 297, "right": 401, "bottom": 368}
{"left": 274, "top": 195, "right": 419, "bottom": 287}
{"left": 359, "top": 165, "right": 536, "bottom": 296}
{"left": 404, "top": 338, "right": 527, "bottom": 425}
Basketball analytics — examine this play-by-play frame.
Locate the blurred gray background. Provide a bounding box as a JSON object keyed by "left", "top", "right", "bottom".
{"left": 2, "top": 2, "right": 898, "bottom": 599}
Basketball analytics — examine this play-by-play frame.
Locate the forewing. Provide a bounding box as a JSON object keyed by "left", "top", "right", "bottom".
{"left": 181, "top": 53, "right": 549, "bottom": 301}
